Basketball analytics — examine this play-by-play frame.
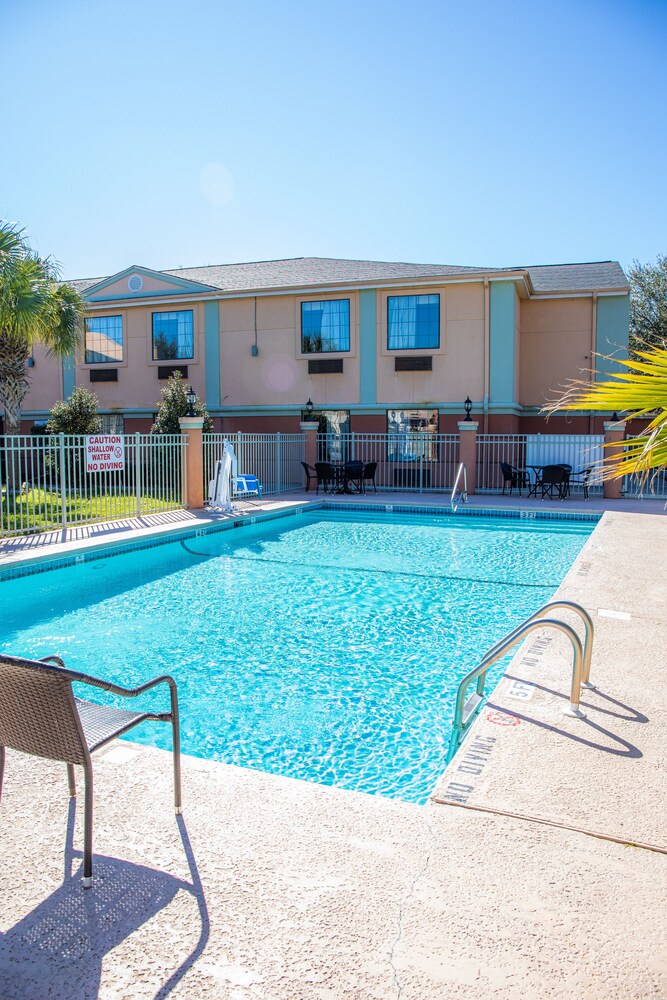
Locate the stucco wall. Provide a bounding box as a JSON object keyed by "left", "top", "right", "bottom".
{"left": 219, "top": 293, "right": 360, "bottom": 409}
{"left": 519, "top": 297, "right": 593, "bottom": 407}
{"left": 76, "top": 301, "right": 207, "bottom": 413}
{"left": 376, "top": 282, "right": 485, "bottom": 405}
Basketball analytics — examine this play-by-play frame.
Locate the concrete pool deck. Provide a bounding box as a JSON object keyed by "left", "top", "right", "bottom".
{"left": 0, "top": 496, "right": 666, "bottom": 997}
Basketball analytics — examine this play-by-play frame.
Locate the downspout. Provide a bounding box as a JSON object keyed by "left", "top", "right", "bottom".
{"left": 251, "top": 297, "right": 259, "bottom": 356}
{"left": 483, "top": 277, "right": 490, "bottom": 433}
{"left": 589, "top": 293, "right": 597, "bottom": 434}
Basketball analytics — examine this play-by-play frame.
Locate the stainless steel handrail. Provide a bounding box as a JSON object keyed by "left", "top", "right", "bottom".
{"left": 450, "top": 463, "right": 467, "bottom": 512}
{"left": 446, "top": 600, "right": 594, "bottom": 764}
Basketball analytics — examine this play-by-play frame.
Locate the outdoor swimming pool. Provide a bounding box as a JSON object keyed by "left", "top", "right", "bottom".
{"left": 0, "top": 506, "right": 596, "bottom": 804}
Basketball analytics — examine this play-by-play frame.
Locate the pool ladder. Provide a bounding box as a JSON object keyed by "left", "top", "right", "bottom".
{"left": 450, "top": 463, "right": 467, "bottom": 512}
{"left": 446, "top": 600, "right": 594, "bottom": 764}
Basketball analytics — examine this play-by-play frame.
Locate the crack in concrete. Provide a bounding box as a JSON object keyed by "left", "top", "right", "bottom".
{"left": 388, "top": 807, "right": 438, "bottom": 999}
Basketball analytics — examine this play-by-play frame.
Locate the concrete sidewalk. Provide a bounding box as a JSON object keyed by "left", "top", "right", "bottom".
{"left": 0, "top": 507, "right": 666, "bottom": 998}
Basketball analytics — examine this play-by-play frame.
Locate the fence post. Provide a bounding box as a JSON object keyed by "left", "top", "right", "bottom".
{"left": 603, "top": 419, "right": 625, "bottom": 499}
{"left": 276, "top": 432, "right": 282, "bottom": 494}
{"left": 300, "top": 420, "right": 319, "bottom": 488}
{"left": 135, "top": 433, "right": 142, "bottom": 518}
{"left": 59, "top": 433, "right": 67, "bottom": 529}
{"left": 458, "top": 421, "right": 478, "bottom": 495}
{"left": 178, "top": 417, "right": 205, "bottom": 508}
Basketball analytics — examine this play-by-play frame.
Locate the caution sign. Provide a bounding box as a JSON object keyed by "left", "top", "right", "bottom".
{"left": 85, "top": 435, "right": 125, "bottom": 473}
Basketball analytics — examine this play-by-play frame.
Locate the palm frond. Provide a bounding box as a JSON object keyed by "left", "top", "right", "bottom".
{"left": 544, "top": 345, "right": 667, "bottom": 483}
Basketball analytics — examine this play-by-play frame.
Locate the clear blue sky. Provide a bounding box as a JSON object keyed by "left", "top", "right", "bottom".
{"left": 2, "top": 0, "right": 665, "bottom": 281}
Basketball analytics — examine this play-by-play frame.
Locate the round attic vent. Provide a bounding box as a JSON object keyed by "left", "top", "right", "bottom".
{"left": 128, "top": 273, "right": 143, "bottom": 292}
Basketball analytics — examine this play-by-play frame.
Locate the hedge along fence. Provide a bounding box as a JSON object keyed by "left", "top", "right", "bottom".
{"left": 0, "top": 433, "right": 185, "bottom": 536}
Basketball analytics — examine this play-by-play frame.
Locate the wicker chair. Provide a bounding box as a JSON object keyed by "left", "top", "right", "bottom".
{"left": 300, "top": 462, "right": 317, "bottom": 492}
{"left": 361, "top": 462, "right": 378, "bottom": 493}
{"left": 343, "top": 461, "right": 364, "bottom": 493}
{"left": 500, "top": 462, "right": 529, "bottom": 496}
{"left": 0, "top": 653, "right": 181, "bottom": 888}
{"left": 540, "top": 464, "right": 568, "bottom": 500}
{"left": 314, "top": 462, "right": 336, "bottom": 494}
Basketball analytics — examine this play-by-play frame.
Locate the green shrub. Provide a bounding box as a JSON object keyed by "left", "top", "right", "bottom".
{"left": 151, "top": 371, "right": 213, "bottom": 434}
{"left": 46, "top": 385, "right": 102, "bottom": 436}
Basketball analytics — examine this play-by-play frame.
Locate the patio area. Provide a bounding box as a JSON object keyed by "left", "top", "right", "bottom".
{"left": 0, "top": 495, "right": 666, "bottom": 997}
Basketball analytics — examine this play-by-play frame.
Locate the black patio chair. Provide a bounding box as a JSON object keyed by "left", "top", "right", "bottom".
{"left": 361, "top": 461, "right": 378, "bottom": 493}
{"left": 540, "top": 464, "right": 568, "bottom": 500}
{"left": 300, "top": 462, "right": 317, "bottom": 493}
{"left": 0, "top": 652, "right": 181, "bottom": 888}
{"left": 568, "top": 466, "right": 593, "bottom": 499}
{"left": 314, "top": 462, "right": 336, "bottom": 494}
{"left": 344, "top": 461, "right": 364, "bottom": 493}
{"left": 500, "top": 462, "right": 529, "bottom": 496}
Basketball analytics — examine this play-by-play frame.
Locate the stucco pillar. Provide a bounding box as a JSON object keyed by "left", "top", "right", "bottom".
{"left": 179, "top": 416, "right": 205, "bottom": 509}
{"left": 457, "top": 421, "right": 478, "bottom": 495}
{"left": 300, "top": 421, "right": 319, "bottom": 485}
{"left": 603, "top": 420, "right": 625, "bottom": 500}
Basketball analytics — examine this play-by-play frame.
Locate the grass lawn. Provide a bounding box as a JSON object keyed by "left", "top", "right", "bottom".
{"left": 1, "top": 487, "right": 181, "bottom": 535}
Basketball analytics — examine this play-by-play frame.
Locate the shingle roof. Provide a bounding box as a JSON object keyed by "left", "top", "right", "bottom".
{"left": 525, "top": 261, "right": 629, "bottom": 293}
{"left": 164, "top": 256, "right": 501, "bottom": 291}
{"left": 69, "top": 256, "right": 629, "bottom": 296}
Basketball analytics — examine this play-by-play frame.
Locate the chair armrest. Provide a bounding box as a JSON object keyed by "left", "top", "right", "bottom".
{"left": 75, "top": 672, "right": 178, "bottom": 700}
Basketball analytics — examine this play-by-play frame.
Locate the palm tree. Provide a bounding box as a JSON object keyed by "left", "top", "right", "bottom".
{"left": 544, "top": 345, "right": 667, "bottom": 488}
{"left": 0, "top": 221, "right": 86, "bottom": 436}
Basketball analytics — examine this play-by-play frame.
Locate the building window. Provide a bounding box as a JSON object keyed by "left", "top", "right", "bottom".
{"left": 152, "top": 310, "right": 194, "bottom": 360}
{"left": 300, "top": 408, "right": 351, "bottom": 462}
{"left": 387, "top": 409, "right": 439, "bottom": 461}
{"left": 301, "top": 299, "right": 350, "bottom": 353}
{"left": 85, "top": 315, "right": 123, "bottom": 364}
{"left": 387, "top": 294, "right": 439, "bottom": 350}
{"left": 100, "top": 414, "right": 125, "bottom": 434}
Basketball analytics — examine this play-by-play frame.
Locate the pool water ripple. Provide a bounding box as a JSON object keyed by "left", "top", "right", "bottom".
{"left": 0, "top": 509, "right": 592, "bottom": 803}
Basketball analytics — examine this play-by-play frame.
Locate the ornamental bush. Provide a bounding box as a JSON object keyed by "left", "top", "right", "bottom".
{"left": 151, "top": 371, "right": 213, "bottom": 434}
{"left": 46, "top": 385, "right": 102, "bottom": 435}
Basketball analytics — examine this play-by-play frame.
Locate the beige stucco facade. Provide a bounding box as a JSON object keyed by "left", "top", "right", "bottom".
{"left": 9, "top": 259, "right": 630, "bottom": 435}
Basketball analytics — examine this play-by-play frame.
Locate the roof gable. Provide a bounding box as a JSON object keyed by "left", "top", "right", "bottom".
{"left": 83, "top": 265, "right": 217, "bottom": 302}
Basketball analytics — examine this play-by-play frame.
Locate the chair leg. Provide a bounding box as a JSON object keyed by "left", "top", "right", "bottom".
{"left": 67, "top": 763, "right": 76, "bottom": 796}
{"left": 0, "top": 746, "right": 4, "bottom": 802}
{"left": 82, "top": 761, "right": 93, "bottom": 888}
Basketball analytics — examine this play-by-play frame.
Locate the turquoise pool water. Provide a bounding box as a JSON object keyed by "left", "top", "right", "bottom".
{"left": 0, "top": 507, "right": 594, "bottom": 804}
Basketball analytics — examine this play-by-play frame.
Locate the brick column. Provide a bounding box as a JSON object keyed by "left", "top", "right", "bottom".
{"left": 179, "top": 416, "right": 205, "bottom": 509}
{"left": 457, "top": 421, "right": 478, "bottom": 495}
{"left": 300, "top": 421, "right": 319, "bottom": 485}
{"left": 603, "top": 419, "right": 625, "bottom": 500}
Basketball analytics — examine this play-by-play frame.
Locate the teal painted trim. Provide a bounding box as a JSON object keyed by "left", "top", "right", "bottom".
{"left": 358, "top": 289, "right": 377, "bottom": 405}
{"left": 204, "top": 301, "right": 221, "bottom": 407}
{"left": 84, "top": 264, "right": 217, "bottom": 300}
{"left": 489, "top": 282, "right": 516, "bottom": 405}
{"left": 596, "top": 295, "right": 629, "bottom": 379}
{"left": 62, "top": 355, "right": 76, "bottom": 399}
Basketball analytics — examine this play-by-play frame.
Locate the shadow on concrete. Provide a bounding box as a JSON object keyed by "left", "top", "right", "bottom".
{"left": 503, "top": 672, "right": 649, "bottom": 723}
{"left": 485, "top": 702, "right": 643, "bottom": 759}
{"left": 0, "top": 802, "right": 209, "bottom": 999}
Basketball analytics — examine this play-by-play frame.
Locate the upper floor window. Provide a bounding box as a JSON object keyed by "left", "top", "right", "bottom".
{"left": 152, "top": 310, "right": 194, "bottom": 360}
{"left": 387, "top": 294, "right": 439, "bottom": 350}
{"left": 85, "top": 315, "right": 123, "bottom": 364}
{"left": 301, "top": 299, "right": 350, "bottom": 353}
